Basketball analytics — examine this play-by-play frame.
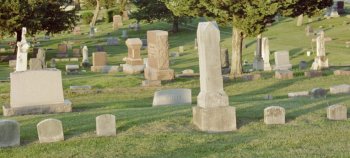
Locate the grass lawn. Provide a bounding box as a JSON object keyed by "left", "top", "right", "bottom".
{"left": 0, "top": 12, "right": 349, "bottom": 157}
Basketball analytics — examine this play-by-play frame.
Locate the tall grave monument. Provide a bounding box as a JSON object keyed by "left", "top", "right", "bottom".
{"left": 311, "top": 31, "right": 329, "bottom": 70}
{"left": 15, "top": 27, "right": 30, "bottom": 72}
{"left": 123, "top": 38, "right": 145, "bottom": 74}
{"left": 193, "top": 22, "right": 237, "bottom": 132}
{"left": 143, "top": 30, "right": 174, "bottom": 86}
{"left": 262, "top": 37, "right": 272, "bottom": 71}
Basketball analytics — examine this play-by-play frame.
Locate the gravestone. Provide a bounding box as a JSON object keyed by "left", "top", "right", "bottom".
{"left": 193, "top": 22, "right": 236, "bottom": 132}
{"left": 57, "top": 44, "right": 68, "bottom": 58}
{"left": 334, "top": 70, "right": 350, "bottom": 76}
{"left": 264, "top": 106, "right": 285, "bottom": 125}
{"left": 66, "top": 65, "right": 79, "bottom": 75}
{"left": 73, "top": 26, "right": 81, "bottom": 35}
{"left": 50, "top": 58, "right": 56, "bottom": 68}
{"left": 327, "top": 104, "right": 347, "bottom": 120}
{"left": 3, "top": 70, "right": 72, "bottom": 116}
{"left": 81, "top": 46, "right": 90, "bottom": 67}
{"left": 275, "top": 70, "right": 293, "bottom": 79}
{"left": 122, "top": 10, "right": 129, "bottom": 20}
{"left": 337, "top": 1, "right": 345, "bottom": 13}
{"left": 305, "top": 25, "right": 314, "bottom": 36}
{"left": 330, "top": 84, "right": 350, "bottom": 94}
{"left": 113, "top": 15, "right": 122, "bottom": 30}
{"left": 0, "top": 120, "right": 20, "bottom": 147}
{"left": 288, "top": 91, "right": 309, "bottom": 98}
{"left": 91, "top": 52, "right": 120, "bottom": 73}
{"left": 96, "top": 114, "right": 116, "bottom": 137}
{"left": 253, "top": 35, "right": 264, "bottom": 71}
{"left": 72, "top": 48, "right": 81, "bottom": 57}
{"left": 299, "top": 61, "right": 308, "bottom": 70}
{"left": 123, "top": 38, "right": 145, "bottom": 74}
{"left": 107, "top": 37, "right": 118, "bottom": 46}
{"left": 37, "top": 119, "right": 64, "bottom": 143}
{"left": 179, "top": 46, "right": 184, "bottom": 53}
{"left": 274, "top": 51, "right": 292, "bottom": 70}
{"left": 194, "top": 38, "right": 198, "bottom": 50}
{"left": 311, "top": 31, "right": 329, "bottom": 70}
{"left": 16, "top": 27, "right": 30, "bottom": 72}
{"left": 29, "top": 58, "right": 42, "bottom": 70}
{"left": 262, "top": 37, "right": 272, "bottom": 71}
{"left": 32, "top": 47, "right": 39, "bottom": 58}
{"left": 305, "top": 70, "right": 322, "bottom": 78}
{"left": 143, "top": 30, "right": 174, "bottom": 86}
{"left": 70, "top": 85, "right": 92, "bottom": 94}
{"left": 220, "top": 48, "right": 229, "bottom": 69}
{"left": 9, "top": 60, "right": 16, "bottom": 69}
{"left": 37, "top": 48, "right": 46, "bottom": 68}
{"left": 134, "top": 23, "right": 141, "bottom": 31}
{"left": 89, "top": 26, "right": 95, "bottom": 37}
{"left": 310, "top": 88, "right": 327, "bottom": 99}
{"left": 121, "top": 30, "right": 128, "bottom": 40}
{"left": 153, "top": 89, "right": 191, "bottom": 106}
{"left": 96, "top": 45, "right": 104, "bottom": 51}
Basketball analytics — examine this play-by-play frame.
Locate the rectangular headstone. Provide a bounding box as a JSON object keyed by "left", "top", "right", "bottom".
{"left": 274, "top": 51, "right": 292, "bottom": 70}
{"left": 327, "top": 104, "right": 347, "bottom": 120}
{"left": 330, "top": 84, "right": 350, "bottom": 94}
{"left": 264, "top": 106, "right": 285, "bottom": 125}
{"left": 96, "top": 114, "right": 116, "bottom": 136}
{"left": 37, "top": 119, "right": 64, "bottom": 143}
{"left": 0, "top": 120, "right": 20, "bottom": 147}
{"left": 92, "top": 52, "right": 107, "bottom": 66}
{"left": 152, "top": 89, "right": 191, "bottom": 106}
{"left": 29, "top": 58, "right": 43, "bottom": 70}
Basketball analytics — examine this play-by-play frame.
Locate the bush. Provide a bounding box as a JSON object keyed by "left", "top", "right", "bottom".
{"left": 81, "top": 12, "right": 94, "bottom": 24}
{"left": 105, "top": 9, "right": 120, "bottom": 23}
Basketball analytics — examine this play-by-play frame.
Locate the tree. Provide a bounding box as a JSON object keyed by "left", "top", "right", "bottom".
{"left": 0, "top": 0, "right": 78, "bottom": 53}
{"left": 163, "top": 0, "right": 333, "bottom": 78}
{"left": 131, "top": 0, "right": 188, "bottom": 33}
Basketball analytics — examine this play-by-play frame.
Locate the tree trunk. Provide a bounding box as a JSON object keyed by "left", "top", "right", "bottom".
{"left": 14, "top": 29, "right": 22, "bottom": 54}
{"left": 230, "top": 27, "right": 244, "bottom": 78}
{"left": 172, "top": 17, "right": 179, "bottom": 33}
{"left": 296, "top": 14, "right": 303, "bottom": 27}
{"left": 90, "top": 0, "right": 100, "bottom": 27}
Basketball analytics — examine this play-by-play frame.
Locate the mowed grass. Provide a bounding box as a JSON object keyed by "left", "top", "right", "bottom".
{"left": 0, "top": 13, "right": 349, "bottom": 157}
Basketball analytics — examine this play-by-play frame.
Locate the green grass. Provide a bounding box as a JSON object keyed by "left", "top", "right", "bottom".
{"left": 0, "top": 13, "right": 350, "bottom": 157}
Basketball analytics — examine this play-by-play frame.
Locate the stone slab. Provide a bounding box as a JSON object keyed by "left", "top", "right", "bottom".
{"left": 334, "top": 70, "right": 350, "bottom": 76}
{"left": 122, "top": 64, "right": 145, "bottom": 74}
{"left": 0, "top": 120, "right": 20, "bottom": 147}
{"left": 96, "top": 114, "right": 116, "bottom": 137}
{"left": 264, "top": 106, "right": 285, "bottom": 125}
{"left": 91, "top": 66, "right": 121, "bottom": 73}
{"left": 288, "top": 91, "right": 310, "bottom": 98}
{"left": 3, "top": 100, "right": 72, "bottom": 116}
{"left": 330, "top": 84, "right": 350, "bottom": 94}
{"left": 304, "top": 70, "right": 323, "bottom": 78}
{"left": 311, "top": 88, "right": 327, "bottom": 99}
{"left": 37, "top": 118, "right": 64, "bottom": 143}
{"left": 141, "top": 80, "right": 161, "bottom": 87}
{"left": 193, "top": 106, "right": 237, "bottom": 132}
{"left": 327, "top": 104, "right": 347, "bottom": 120}
{"left": 275, "top": 70, "right": 293, "bottom": 79}
{"left": 152, "top": 89, "right": 192, "bottom": 106}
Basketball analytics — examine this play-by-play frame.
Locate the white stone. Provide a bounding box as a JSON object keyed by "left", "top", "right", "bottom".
{"left": 327, "top": 104, "right": 347, "bottom": 120}
{"left": 311, "top": 31, "right": 329, "bottom": 70}
{"left": 288, "top": 91, "right": 310, "bottom": 98}
{"left": 82, "top": 46, "right": 89, "bottom": 64}
{"left": 37, "top": 119, "right": 64, "bottom": 143}
{"left": 152, "top": 89, "right": 192, "bottom": 106}
{"left": 330, "top": 84, "right": 350, "bottom": 94}
{"left": 262, "top": 37, "right": 272, "bottom": 71}
{"left": 264, "top": 106, "right": 285, "bottom": 125}
{"left": 66, "top": 65, "right": 79, "bottom": 71}
{"left": 16, "top": 27, "right": 30, "bottom": 72}
{"left": 193, "top": 21, "right": 236, "bottom": 132}
{"left": 274, "top": 51, "right": 292, "bottom": 70}
{"left": 182, "top": 69, "right": 194, "bottom": 74}
{"left": 96, "top": 114, "right": 116, "bottom": 137}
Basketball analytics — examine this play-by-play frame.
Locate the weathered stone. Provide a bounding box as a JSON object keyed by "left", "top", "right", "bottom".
{"left": 70, "top": 85, "right": 92, "bottom": 94}
{"left": 29, "top": 58, "right": 42, "bottom": 70}
{"left": 264, "top": 106, "right": 285, "bottom": 125}
{"left": 9, "top": 60, "right": 16, "bottom": 68}
{"left": 141, "top": 80, "right": 161, "bottom": 87}
{"left": 107, "top": 37, "right": 118, "bottom": 46}
{"left": 16, "top": 27, "right": 30, "bottom": 72}
{"left": 182, "top": 69, "right": 194, "bottom": 74}
{"left": 327, "top": 104, "right": 347, "bottom": 120}
{"left": 334, "top": 70, "right": 350, "bottom": 76}
{"left": 241, "top": 74, "right": 261, "bottom": 81}
{"left": 143, "top": 30, "right": 174, "bottom": 85}
{"left": 304, "top": 70, "right": 322, "bottom": 78}
{"left": 330, "top": 84, "right": 350, "bottom": 94}
{"left": 193, "top": 22, "right": 236, "bottom": 132}
{"left": 305, "top": 25, "right": 314, "bottom": 36}
{"left": 220, "top": 48, "right": 229, "bottom": 68}
{"left": 66, "top": 65, "right": 79, "bottom": 74}
{"left": 274, "top": 51, "right": 292, "bottom": 70}
{"left": 299, "top": 61, "right": 308, "bottom": 70}
{"left": 311, "top": 31, "right": 329, "bottom": 70}
{"left": 96, "top": 114, "right": 116, "bottom": 137}
{"left": 310, "top": 88, "right": 327, "bottom": 99}
{"left": 0, "top": 120, "right": 20, "bottom": 147}
{"left": 275, "top": 70, "right": 293, "bottom": 79}
{"left": 91, "top": 66, "right": 121, "bottom": 73}
{"left": 179, "top": 46, "right": 184, "bottom": 53}
{"left": 81, "top": 46, "right": 90, "bottom": 66}
{"left": 288, "top": 91, "right": 309, "bottom": 98}
{"left": 92, "top": 52, "right": 107, "bottom": 66}
{"left": 37, "top": 119, "right": 64, "bottom": 143}
{"left": 253, "top": 35, "right": 264, "bottom": 71}
{"left": 73, "top": 26, "right": 81, "bottom": 35}
{"left": 3, "top": 70, "right": 72, "bottom": 116}
{"left": 50, "top": 58, "right": 56, "bottom": 68}
{"left": 123, "top": 38, "right": 144, "bottom": 74}
{"left": 262, "top": 37, "right": 272, "bottom": 71}
{"left": 153, "top": 89, "right": 191, "bottom": 106}
{"left": 264, "top": 94, "right": 273, "bottom": 100}
{"left": 37, "top": 48, "right": 46, "bottom": 68}
{"left": 72, "top": 48, "right": 81, "bottom": 57}
{"left": 96, "top": 45, "right": 104, "bottom": 52}
{"left": 57, "top": 44, "right": 68, "bottom": 58}
{"left": 113, "top": 15, "right": 123, "bottom": 30}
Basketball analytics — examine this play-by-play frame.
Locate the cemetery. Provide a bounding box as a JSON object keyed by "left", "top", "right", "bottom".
{"left": 0, "top": 0, "right": 349, "bottom": 157}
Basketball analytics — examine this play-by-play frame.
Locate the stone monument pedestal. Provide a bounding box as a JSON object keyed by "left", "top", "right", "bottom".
{"left": 123, "top": 64, "right": 145, "bottom": 74}
{"left": 144, "top": 67, "right": 174, "bottom": 81}
{"left": 311, "top": 56, "right": 329, "bottom": 70}
{"left": 193, "top": 106, "right": 236, "bottom": 132}
{"left": 253, "top": 58, "right": 264, "bottom": 71}
{"left": 3, "top": 100, "right": 72, "bottom": 116}
{"left": 91, "top": 66, "right": 121, "bottom": 73}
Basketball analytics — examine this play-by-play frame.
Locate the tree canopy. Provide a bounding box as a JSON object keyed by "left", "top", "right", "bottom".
{"left": 0, "top": 0, "right": 78, "bottom": 42}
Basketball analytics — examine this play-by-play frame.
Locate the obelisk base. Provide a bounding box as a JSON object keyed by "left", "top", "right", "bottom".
{"left": 193, "top": 106, "right": 237, "bottom": 132}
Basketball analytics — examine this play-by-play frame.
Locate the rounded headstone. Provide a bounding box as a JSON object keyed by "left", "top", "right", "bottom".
{"left": 37, "top": 119, "right": 64, "bottom": 143}
{"left": 264, "top": 106, "right": 285, "bottom": 125}
{"left": 0, "top": 120, "right": 20, "bottom": 147}
{"left": 96, "top": 114, "right": 116, "bottom": 137}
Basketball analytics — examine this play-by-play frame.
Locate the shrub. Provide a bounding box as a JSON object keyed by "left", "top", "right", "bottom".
{"left": 81, "top": 12, "right": 94, "bottom": 24}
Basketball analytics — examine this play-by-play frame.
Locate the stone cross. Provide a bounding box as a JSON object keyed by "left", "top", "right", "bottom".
{"left": 16, "top": 27, "right": 30, "bottom": 71}
{"left": 311, "top": 31, "right": 329, "bottom": 70}
{"left": 261, "top": 37, "right": 272, "bottom": 71}
{"left": 192, "top": 22, "right": 236, "bottom": 132}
